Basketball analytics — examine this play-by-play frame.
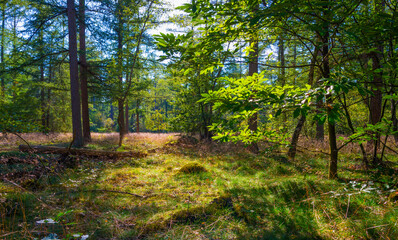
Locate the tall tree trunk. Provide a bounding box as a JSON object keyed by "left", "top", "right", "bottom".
{"left": 321, "top": 1, "right": 338, "bottom": 179}
{"left": 79, "top": 0, "right": 91, "bottom": 143}
{"left": 369, "top": 0, "right": 384, "bottom": 165}
{"left": 247, "top": 39, "right": 259, "bottom": 154}
{"left": 67, "top": 0, "right": 84, "bottom": 147}
{"left": 116, "top": 1, "right": 126, "bottom": 146}
{"left": 0, "top": 7, "right": 5, "bottom": 96}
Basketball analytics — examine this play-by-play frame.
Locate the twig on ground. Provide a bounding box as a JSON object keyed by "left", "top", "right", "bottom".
{"left": 57, "top": 189, "right": 146, "bottom": 199}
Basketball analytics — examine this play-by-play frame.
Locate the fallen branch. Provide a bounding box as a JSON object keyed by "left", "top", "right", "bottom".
{"left": 19, "top": 145, "right": 147, "bottom": 159}
{"left": 56, "top": 189, "right": 146, "bottom": 199}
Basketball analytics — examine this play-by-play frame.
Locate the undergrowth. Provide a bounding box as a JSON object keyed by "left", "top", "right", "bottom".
{"left": 1, "top": 133, "right": 397, "bottom": 239}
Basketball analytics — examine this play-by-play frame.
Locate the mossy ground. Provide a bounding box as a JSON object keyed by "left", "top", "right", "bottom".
{"left": 1, "top": 133, "right": 398, "bottom": 239}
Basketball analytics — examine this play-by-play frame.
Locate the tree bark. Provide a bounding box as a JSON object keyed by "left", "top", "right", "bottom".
{"left": 67, "top": 0, "right": 84, "bottom": 147}
{"left": 287, "top": 44, "right": 318, "bottom": 161}
{"left": 0, "top": 7, "right": 5, "bottom": 96}
{"left": 316, "top": 101, "right": 324, "bottom": 141}
{"left": 118, "top": 99, "right": 126, "bottom": 146}
{"left": 125, "top": 102, "right": 129, "bottom": 133}
{"left": 288, "top": 115, "right": 306, "bottom": 161}
{"left": 40, "top": 60, "right": 46, "bottom": 130}
{"left": 278, "top": 35, "right": 285, "bottom": 86}
{"left": 247, "top": 39, "right": 259, "bottom": 154}
{"left": 321, "top": 2, "right": 338, "bottom": 179}
{"left": 136, "top": 100, "right": 140, "bottom": 133}
{"left": 369, "top": 0, "right": 384, "bottom": 165}
{"left": 392, "top": 100, "right": 398, "bottom": 143}
{"left": 79, "top": 0, "right": 91, "bottom": 143}
{"left": 116, "top": 0, "right": 126, "bottom": 146}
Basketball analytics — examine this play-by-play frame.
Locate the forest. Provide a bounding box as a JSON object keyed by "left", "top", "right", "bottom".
{"left": 1, "top": 0, "right": 398, "bottom": 239}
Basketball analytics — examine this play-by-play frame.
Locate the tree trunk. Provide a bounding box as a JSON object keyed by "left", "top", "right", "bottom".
{"left": 40, "top": 61, "right": 46, "bottom": 130}
{"left": 369, "top": 0, "right": 385, "bottom": 165}
{"left": 288, "top": 45, "right": 318, "bottom": 161}
{"left": 288, "top": 115, "right": 306, "bottom": 161}
{"left": 118, "top": 99, "right": 126, "bottom": 146}
{"left": 136, "top": 100, "right": 140, "bottom": 133}
{"left": 79, "top": 0, "right": 91, "bottom": 143}
{"left": 125, "top": 102, "right": 129, "bottom": 133}
{"left": 278, "top": 35, "right": 285, "bottom": 86}
{"left": 116, "top": 1, "right": 125, "bottom": 146}
{"left": 110, "top": 103, "right": 114, "bottom": 121}
{"left": 247, "top": 18, "right": 259, "bottom": 153}
{"left": 316, "top": 102, "right": 324, "bottom": 141}
{"left": 67, "top": 0, "right": 83, "bottom": 147}
{"left": 0, "top": 7, "right": 5, "bottom": 96}
{"left": 46, "top": 64, "right": 51, "bottom": 130}
{"left": 321, "top": 2, "right": 338, "bottom": 179}
{"left": 392, "top": 100, "right": 398, "bottom": 143}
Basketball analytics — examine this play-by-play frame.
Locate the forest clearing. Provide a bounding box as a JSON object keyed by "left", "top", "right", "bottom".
{"left": 1, "top": 0, "right": 398, "bottom": 239}
{"left": 1, "top": 133, "right": 398, "bottom": 239}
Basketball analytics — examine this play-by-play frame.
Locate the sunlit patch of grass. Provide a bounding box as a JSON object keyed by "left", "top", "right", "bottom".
{"left": 1, "top": 133, "right": 398, "bottom": 239}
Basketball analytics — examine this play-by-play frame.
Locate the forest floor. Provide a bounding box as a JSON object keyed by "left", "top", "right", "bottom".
{"left": 1, "top": 133, "right": 398, "bottom": 240}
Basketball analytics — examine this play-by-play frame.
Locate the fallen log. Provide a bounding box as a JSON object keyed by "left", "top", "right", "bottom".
{"left": 18, "top": 145, "right": 147, "bottom": 159}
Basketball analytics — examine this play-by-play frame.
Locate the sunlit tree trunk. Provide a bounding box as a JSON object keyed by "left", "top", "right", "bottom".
{"left": 116, "top": 0, "right": 126, "bottom": 146}
{"left": 247, "top": 3, "right": 259, "bottom": 154}
{"left": 67, "top": 0, "right": 84, "bottom": 147}
{"left": 247, "top": 38, "right": 259, "bottom": 154}
{"left": 79, "top": 0, "right": 91, "bottom": 143}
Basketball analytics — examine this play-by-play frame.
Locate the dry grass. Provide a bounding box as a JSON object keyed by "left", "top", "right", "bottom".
{"left": 296, "top": 135, "right": 398, "bottom": 155}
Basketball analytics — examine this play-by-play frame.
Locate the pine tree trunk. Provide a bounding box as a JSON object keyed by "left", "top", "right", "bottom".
{"left": 0, "top": 7, "right": 5, "bottom": 96}
{"left": 79, "top": 0, "right": 91, "bottom": 143}
{"left": 67, "top": 0, "right": 83, "bottom": 147}
{"left": 247, "top": 37, "right": 259, "bottom": 153}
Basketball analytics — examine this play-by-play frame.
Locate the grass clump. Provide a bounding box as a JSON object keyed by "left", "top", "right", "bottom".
{"left": 178, "top": 162, "right": 207, "bottom": 174}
